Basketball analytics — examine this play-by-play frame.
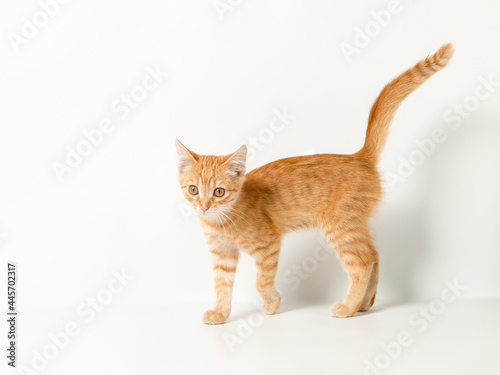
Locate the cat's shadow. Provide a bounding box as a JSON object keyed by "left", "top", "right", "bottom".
{"left": 271, "top": 227, "right": 421, "bottom": 310}
{"left": 226, "top": 300, "right": 403, "bottom": 323}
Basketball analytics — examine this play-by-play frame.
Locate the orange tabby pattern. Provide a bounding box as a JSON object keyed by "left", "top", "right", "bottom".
{"left": 176, "top": 44, "right": 453, "bottom": 324}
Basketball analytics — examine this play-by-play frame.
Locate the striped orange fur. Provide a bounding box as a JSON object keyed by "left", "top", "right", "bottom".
{"left": 176, "top": 44, "right": 454, "bottom": 324}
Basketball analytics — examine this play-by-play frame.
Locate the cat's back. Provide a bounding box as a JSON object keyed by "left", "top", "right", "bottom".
{"left": 239, "top": 153, "right": 381, "bottom": 231}
{"left": 246, "top": 153, "right": 376, "bottom": 185}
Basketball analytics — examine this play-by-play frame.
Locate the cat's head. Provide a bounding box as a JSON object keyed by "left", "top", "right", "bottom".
{"left": 175, "top": 140, "right": 247, "bottom": 221}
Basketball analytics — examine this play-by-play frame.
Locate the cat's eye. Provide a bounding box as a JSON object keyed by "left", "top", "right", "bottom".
{"left": 188, "top": 185, "right": 199, "bottom": 195}
{"left": 213, "top": 188, "right": 225, "bottom": 197}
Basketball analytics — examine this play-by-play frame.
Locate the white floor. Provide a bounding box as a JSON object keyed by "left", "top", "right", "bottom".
{"left": 10, "top": 300, "right": 500, "bottom": 375}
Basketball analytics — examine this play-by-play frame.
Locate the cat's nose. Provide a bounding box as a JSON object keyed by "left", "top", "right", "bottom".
{"left": 200, "top": 206, "right": 209, "bottom": 213}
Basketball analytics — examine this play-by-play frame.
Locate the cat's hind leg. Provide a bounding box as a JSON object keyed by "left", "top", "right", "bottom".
{"left": 322, "top": 222, "right": 379, "bottom": 317}
{"left": 358, "top": 258, "right": 379, "bottom": 312}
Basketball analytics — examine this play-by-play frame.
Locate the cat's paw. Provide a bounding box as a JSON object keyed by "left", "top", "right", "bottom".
{"left": 330, "top": 302, "right": 356, "bottom": 318}
{"left": 263, "top": 294, "right": 281, "bottom": 315}
{"left": 202, "top": 309, "right": 228, "bottom": 325}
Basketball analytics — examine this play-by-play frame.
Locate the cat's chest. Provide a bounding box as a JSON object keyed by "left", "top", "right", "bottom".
{"left": 203, "top": 225, "right": 255, "bottom": 252}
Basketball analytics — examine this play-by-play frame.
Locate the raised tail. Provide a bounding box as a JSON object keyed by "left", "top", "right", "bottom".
{"left": 356, "top": 43, "right": 454, "bottom": 164}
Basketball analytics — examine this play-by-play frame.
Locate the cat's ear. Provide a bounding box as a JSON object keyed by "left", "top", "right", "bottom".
{"left": 175, "top": 139, "right": 199, "bottom": 174}
{"left": 225, "top": 145, "right": 247, "bottom": 178}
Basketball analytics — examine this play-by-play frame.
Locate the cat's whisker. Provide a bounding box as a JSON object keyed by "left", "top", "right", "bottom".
{"left": 218, "top": 211, "right": 236, "bottom": 238}
{"left": 226, "top": 207, "right": 248, "bottom": 220}
{"left": 216, "top": 210, "right": 234, "bottom": 231}
{"left": 218, "top": 210, "right": 238, "bottom": 233}
{"left": 214, "top": 211, "right": 229, "bottom": 237}
{"left": 224, "top": 207, "right": 250, "bottom": 225}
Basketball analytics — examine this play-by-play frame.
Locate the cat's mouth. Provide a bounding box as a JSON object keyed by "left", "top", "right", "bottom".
{"left": 197, "top": 207, "right": 215, "bottom": 216}
{"left": 196, "top": 207, "right": 225, "bottom": 223}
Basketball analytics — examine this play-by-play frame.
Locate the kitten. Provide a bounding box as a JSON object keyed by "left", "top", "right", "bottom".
{"left": 176, "top": 44, "right": 453, "bottom": 324}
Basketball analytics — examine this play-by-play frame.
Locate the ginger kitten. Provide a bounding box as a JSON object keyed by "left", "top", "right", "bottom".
{"left": 176, "top": 44, "right": 453, "bottom": 324}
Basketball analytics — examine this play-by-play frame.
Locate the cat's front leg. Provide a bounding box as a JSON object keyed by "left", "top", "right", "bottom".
{"left": 202, "top": 243, "right": 239, "bottom": 325}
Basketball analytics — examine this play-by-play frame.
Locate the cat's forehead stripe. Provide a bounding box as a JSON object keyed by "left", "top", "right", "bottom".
{"left": 194, "top": 155, "right": 228, "bottom": 187}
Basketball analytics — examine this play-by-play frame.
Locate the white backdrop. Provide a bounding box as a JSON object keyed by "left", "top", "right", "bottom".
{"left": 1, "top": 0, "right": 499, "bottom": 316}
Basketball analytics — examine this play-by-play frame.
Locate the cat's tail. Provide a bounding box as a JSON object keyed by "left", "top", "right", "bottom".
{"left": 356, "top": 43, "right": 454, "bottom": 164}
